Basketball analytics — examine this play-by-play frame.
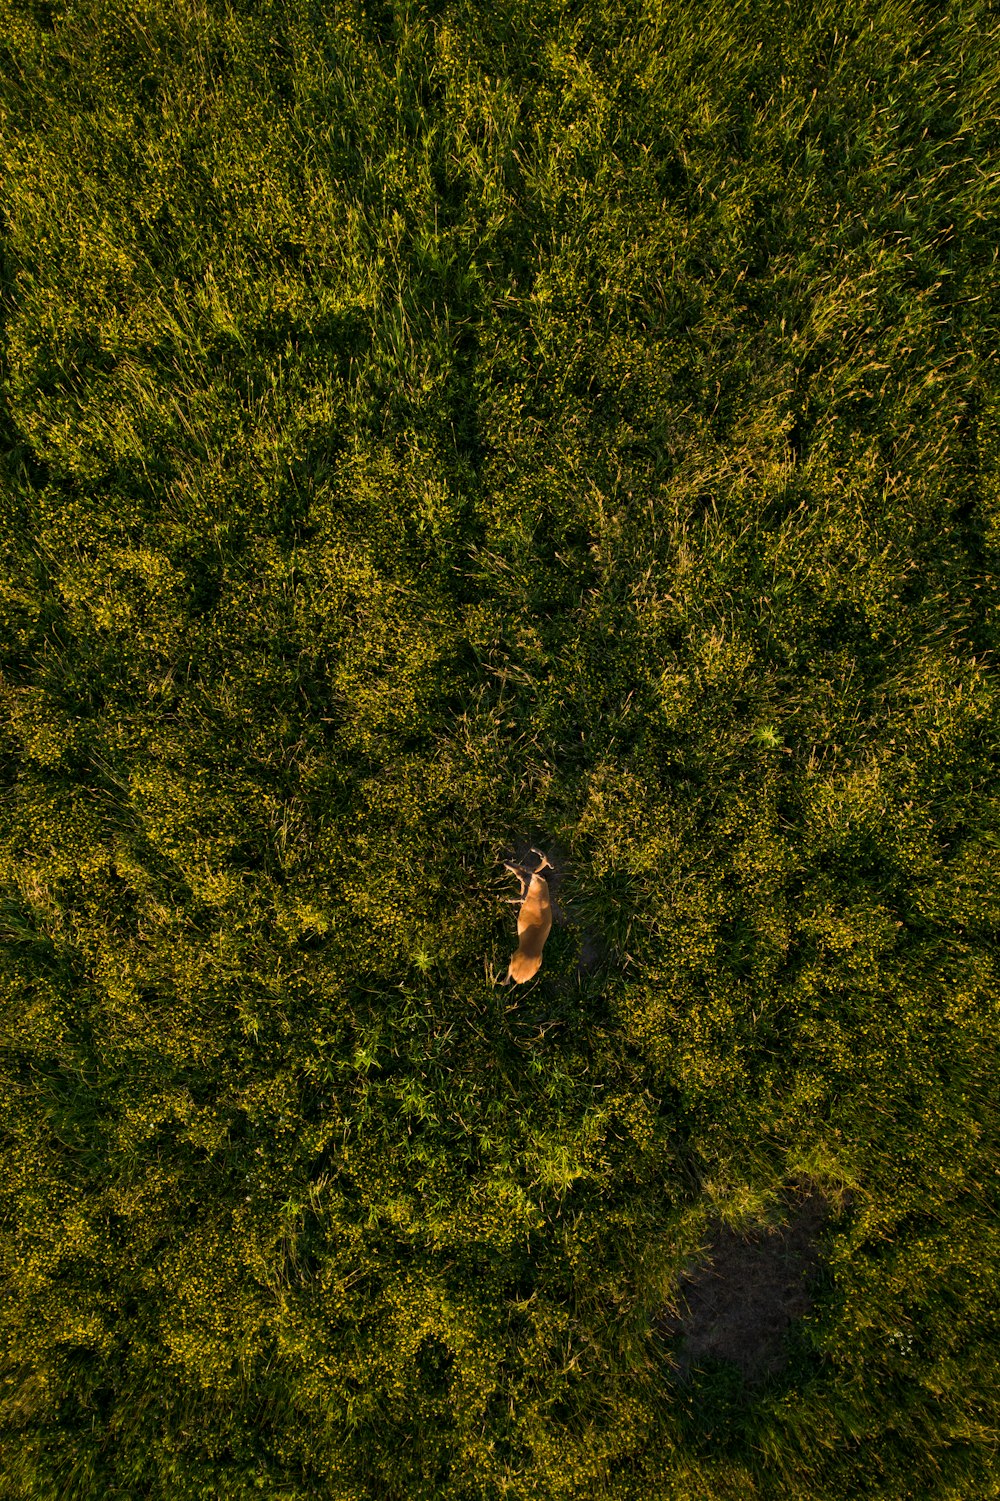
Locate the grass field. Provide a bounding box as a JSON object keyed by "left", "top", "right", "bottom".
{"left": 1, "top": 1, "right": 999, "bottom": 1496}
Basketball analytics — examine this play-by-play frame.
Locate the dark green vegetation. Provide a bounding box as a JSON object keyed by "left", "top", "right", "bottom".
{"left": 1, "top": 0, "right": 999, "bottom": 1495}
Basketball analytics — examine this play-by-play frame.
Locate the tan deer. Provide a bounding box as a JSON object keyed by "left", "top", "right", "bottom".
{"left": 502, "top": 848, "right": 554, "bottom": 983}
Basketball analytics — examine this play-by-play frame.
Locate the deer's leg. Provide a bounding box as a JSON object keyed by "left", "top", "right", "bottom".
{"left": 503, "top": 863, "right": 529, "bottom": 898}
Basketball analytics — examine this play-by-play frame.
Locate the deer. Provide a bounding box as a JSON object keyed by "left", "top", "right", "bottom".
{"left": 502, "top": 848, "right": 554, "bottom": 983}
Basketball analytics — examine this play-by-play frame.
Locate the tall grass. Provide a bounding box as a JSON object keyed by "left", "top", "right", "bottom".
{"left": 0, "top": 0, "right": 998, "bottom": 1496}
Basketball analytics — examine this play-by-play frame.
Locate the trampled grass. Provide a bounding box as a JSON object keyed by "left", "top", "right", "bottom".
{"left": 0, "top": 0, "right": 998, "bottom": 1497}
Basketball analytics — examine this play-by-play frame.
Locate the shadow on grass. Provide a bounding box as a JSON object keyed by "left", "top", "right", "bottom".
{"left": 655, "top": 1181, "right": 850, "bottom": 1444}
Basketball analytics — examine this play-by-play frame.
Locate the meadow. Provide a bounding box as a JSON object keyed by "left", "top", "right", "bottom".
{"left": 0, "top": 0, "right": 998, "bottom": 1496}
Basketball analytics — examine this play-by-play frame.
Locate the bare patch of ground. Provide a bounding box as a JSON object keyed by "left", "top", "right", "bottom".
{"left": 657, "top": 1183, "right": 842, "bottom": 1383}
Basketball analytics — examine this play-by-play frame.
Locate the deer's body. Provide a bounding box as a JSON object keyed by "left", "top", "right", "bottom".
{"left": 504, "top": 850, "right": 553, "bottom": 983}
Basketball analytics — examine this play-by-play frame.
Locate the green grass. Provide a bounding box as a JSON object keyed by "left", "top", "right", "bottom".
{"left": 0, "top": 0, "right": 998, "bottom": 1496}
